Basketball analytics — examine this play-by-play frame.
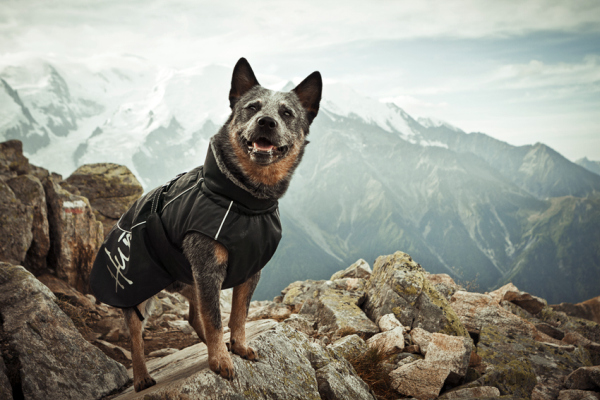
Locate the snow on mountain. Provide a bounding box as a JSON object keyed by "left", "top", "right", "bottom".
{"left": 417, "top": 116, "right": 463, "bottom": 132}
{"left": 0, "top": 55, "right": 425, "bottom": 183}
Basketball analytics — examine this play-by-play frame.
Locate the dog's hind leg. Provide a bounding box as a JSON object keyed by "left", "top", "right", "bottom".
{"left": 124, "top": 301, "right": 156, "bottom": 392}
{"left": 228, "top": 271, "right": 260, "bottom": 361}
{"left": 183, "top": 232, "right": 234, "bottom": 380}
{"left": 178, "top": 284, "right": 207, "bottom": 344}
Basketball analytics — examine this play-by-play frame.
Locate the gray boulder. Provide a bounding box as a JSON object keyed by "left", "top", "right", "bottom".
{"left": 364, "top": 251, "right": 468, "bottom": 337}
{"left": 0, "top": 180, "right": 33, "bottom": 266}
{"left": 0, "top": 263, "right": 129, "bottom": 399}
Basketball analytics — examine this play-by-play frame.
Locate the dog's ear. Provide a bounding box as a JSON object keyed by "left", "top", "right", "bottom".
{"left": 292, "top": 71, "right": 322, "bottom": 124}
{"left": 229, "top": 58, "right": 260, "bottom": 108}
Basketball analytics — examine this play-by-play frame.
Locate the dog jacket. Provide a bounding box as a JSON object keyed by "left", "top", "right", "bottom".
{"left": 89, "top": 146, "right": 282, "bottom": 308}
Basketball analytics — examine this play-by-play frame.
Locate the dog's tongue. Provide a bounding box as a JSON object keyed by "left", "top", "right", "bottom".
{"left": 253, "top": 138, "right": 274, "bottom": 152}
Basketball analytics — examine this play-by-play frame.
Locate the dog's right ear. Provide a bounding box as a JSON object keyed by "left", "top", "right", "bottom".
{"left": 229, "top": 58, "right": 260, "bottom": 109}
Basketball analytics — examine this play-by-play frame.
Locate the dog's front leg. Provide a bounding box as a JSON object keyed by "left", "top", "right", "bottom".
{"left": 124, "top": 303, "right": 156, "bottom": 392}
{"left": 183, "top": 232, "right": 234, "bottom": 380}
{"left": 229, "top": 271, "right": 261, "bottom": 361}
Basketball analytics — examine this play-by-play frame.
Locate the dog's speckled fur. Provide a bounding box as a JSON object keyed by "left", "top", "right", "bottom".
{"left": 125, "top": 58, "right": 322, "bottom": 392}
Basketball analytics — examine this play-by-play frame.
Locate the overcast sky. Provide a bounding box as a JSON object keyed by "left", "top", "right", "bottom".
{"left": 1, "top": 0, "right": 599, "bottom": 160}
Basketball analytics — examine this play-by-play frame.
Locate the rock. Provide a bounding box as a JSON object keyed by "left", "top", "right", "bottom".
{"left": 95, "top": 340, "right": 132, "bottom": 361}
{"left": 439, "top": 386, "right": 501, "bottom": 399}
{"left": 114, "top": 321, "right": 373, "bottom": 400}
{"left": 0, "top": 357, "right": 12, "bottom": 400}
{"left": 167, "top": 320, "right": 197, "bottom": 336}
{"left": 390, "top": 359, "right": 451, "bottom": 399}
{"left": 6, "top": 174, "right": 50, "bottom": 273}
{"left": 43, "top": 173, "right": 104, "bottom": 293}
{"left": 488, "top": 282, "right": 520, "bottom": 304}
{"left": 410, "top": 328, "right": 433, "bottom": 355}
{"left": 450, "top": 290, "right": 539, "bottom": 337}
{"left": 0, "top": 180, "right": 33, "bottom": 265}
{"left": 37, "top": 273, "right": 96, "bottom": 309}
{"left": 148, "top": 348, "right": 179, "bottom": 357}
{"left": 538, "top": 307, "right": 600, "bottom": 344}
{"left": 504, "top": 290, "right": 547, "bottom": 315}
{"left": 558, "top": 390, "right": 600, "bottom": 400}
{"left": 553, "top": 296, "right": 600, "bottom": 325}
{"left": 378, "top": 313, "right": 403, "bottom": 332}
{"left": 281, "top": 279, "right": 327, "bottom": 308}
{"left": 427, "top": 273, "right": 461, "bottom": 301}
{"left": 330, "top": 259, "right": 372, "bottom": 280}
{"left": 248, "top": 302, "right": 292, "bottom": 322}
{"left": 315, "top": 360, "right": 376, "bottom": 400}
{"left": 565, "top": 366, "right": 600, "bottom": 390}
{"left": 66, "top": 163, "right": 143, "bottom": 237}
{"left": 464, "top": 358, "right": 537, "bottom": 398}
{"left": 0, "top": 140, "right": 29, "bottom": 177}
{"left": 536, "top": 322, "right": 565, "bottom": 340}
{"left": 329, "top": 334, "right": 368, "bottom": 361}
{"left": 366, "top": 327, "right": 404, "bottom": 354}
{"left": 364, "top": 251, "right": 469, "bottom": 338}
{"left": 477, "top": 324, "right": 593, "bottom": 399}
{"left": 425, "top": 333, "right": 473, "bottom": 385}
{"left": 299, "top": 282, "right": 379, "bottom": 339}
{"left": 0, "top": 263, "right": 128, "bottom": 399}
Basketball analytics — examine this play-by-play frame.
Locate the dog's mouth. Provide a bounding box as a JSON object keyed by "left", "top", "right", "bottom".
{"left": 246, "top": 137, "right": 289, "bottom": 156}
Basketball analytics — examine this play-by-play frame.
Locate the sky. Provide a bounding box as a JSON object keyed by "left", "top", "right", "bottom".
{"left": 1, "top": 0, "right": 599, "bottom": 161}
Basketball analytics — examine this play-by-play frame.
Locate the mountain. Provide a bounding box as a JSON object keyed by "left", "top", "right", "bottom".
{"left": 576, "top": 157, "right": 600, "bottom": 176}
{"left": 1, "top": 55, "right": 599, "bottom": 304}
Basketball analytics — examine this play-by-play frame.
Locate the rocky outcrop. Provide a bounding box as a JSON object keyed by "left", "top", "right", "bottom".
{"left": 0, "top": 179, "right": 33, "bottom": 266}
{"left": 363, "top": 251, "right": 469, "bottom": 337}
{"left": 44, "top": 173, "right": 103, "bottom": 293}
{"left": 0, "top": 263, "right": 128, "bottom": 399}
{"left": 65, "top": 163, "right": 143, "bottom": 237}
{"left": 554, "top": 296, "right": 600, "bottom": 325}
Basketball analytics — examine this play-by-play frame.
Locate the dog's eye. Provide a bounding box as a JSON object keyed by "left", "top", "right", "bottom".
{"left": 283, "top": 110, "right": 293, "bottom": 117}
{"left": 248, "top": 105, "right": 257, "bottom": 111}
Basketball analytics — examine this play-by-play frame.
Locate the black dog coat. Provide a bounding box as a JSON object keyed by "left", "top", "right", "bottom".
{"left": 89, "top": 146, "right": 282, "bottom": 308}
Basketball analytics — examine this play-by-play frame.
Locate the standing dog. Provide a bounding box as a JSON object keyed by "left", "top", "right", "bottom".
{"left": 89, "top": 58, "right": 322, "bottom": 392}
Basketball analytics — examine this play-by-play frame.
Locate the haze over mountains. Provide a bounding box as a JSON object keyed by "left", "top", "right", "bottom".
{"left": 1, "top": 55, "right": 599, "bottom": 304}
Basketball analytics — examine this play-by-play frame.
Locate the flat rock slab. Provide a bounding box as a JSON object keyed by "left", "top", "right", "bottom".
{"left": 115, "top": 319, "right": 278, "bottom": 399}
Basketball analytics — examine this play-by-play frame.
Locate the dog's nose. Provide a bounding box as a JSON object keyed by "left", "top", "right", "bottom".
{"left": 258, "top": 116, "right": 277, "bottom": 129}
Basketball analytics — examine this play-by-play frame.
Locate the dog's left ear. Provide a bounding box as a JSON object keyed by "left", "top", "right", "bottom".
{"left": 293, "top": 72, "right": 322, "bottom": 124}
{"left": 229, "top": 58, "right": 260, "bottom": 108}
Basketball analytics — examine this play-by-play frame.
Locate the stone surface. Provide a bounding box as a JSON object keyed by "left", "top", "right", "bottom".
{"left": 0, "top": 180, "right": 33, "bottom": 265}
{"left": 364, "top": 251, "right": 468, "bottom": 337}
{"left": 7, "top": 174, "right": 50, "bottom": 274}
{"left": 465, "top": 358, "right": 537, "bottom": 398}
{"left": 477, "top": 324, "right": 593, "bottom": 399}
{"left": 299, "top": 282, "right": 378, "bottom": 339}
{"left": 66, "top": 163, "right": 143, "bottom": 237}
{"left": 488, "top": 282, "right": 520, "bottom": 304}
{"left": 410, "top": 328, "right": 433, "bottom": 355}
{"left": 504, "top": 290, "right": 547, "bottom": 315}
{"left": 0, "top": 263, "right": 129, "bottom": 399}
{"left": 558, "top": 390, "right": 600, "bottom": 400}
{"left": 366, "top": 326, "right": 404, "bottom": 354}
{"left": 248, "top": 301, "right": 292, "bottom": 321}
{"left": 554, "top": 296, "right": 600, "bottom": 325}
{"left": 439, "top": 386, "right": 501, "bottom": 399}
{"left": 43, "top": 173, "right": 104, "bottom": 293}
{"left": 565, "top": 366, "right": 600, "bottom": 390}
{"left": 0, "top": 357, "right": 12, "bottom": 400}
{"left": 378, "top": 313, "right": 403, "bottom": 332}
{"left": 425, "top": 333, "right": 473, "bottom": 385}
{"left": 390, "top": 359, "right": 451, "bottom": 400}
{"left": 329, "top": 334, "right": 368, "bottom": 361}
{"left": 330, "top": 259, "right": 372, "bottom": 280}
{"left": 0, "top": 140, "right": 29, "bottom": 177}
{"left": 115, "top": 322, "right": 372, "bottom": 400}
{"left": 427, "top": 273, "right": 462, "bottom": 301}
{"left": 315, "top": 360, "right": 376, "bottom": 400}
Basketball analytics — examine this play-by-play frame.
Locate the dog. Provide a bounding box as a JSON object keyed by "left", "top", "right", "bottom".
{"left": 90, "top": 58, "right": 322, "bottom": 392}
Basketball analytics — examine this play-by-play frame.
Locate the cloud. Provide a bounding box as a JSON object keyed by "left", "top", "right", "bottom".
{"left": 1, "top": 0, "right": 600, "bottom": 67}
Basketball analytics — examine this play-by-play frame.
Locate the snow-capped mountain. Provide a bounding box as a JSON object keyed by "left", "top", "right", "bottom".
{"left": 2, "top": 55, "right": 599, "bottom": 304}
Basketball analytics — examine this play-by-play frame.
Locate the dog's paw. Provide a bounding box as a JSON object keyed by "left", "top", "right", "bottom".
{"left": 231, "top": 341, "right": 259, "bottom": 361}
{"left": 209, "top": 352, "right": 235, "bottom": 380}
{"left": 134, "top": 375, "right": 156, "bottom": 392}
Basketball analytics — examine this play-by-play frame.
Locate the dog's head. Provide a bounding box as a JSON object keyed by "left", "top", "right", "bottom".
{"left": 218, "top": 58, "right": 322, "bottom": 193}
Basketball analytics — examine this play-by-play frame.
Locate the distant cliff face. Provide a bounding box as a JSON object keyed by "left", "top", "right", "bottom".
{"left": 1, "top": 58, "right": 600, "bottom": 304}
